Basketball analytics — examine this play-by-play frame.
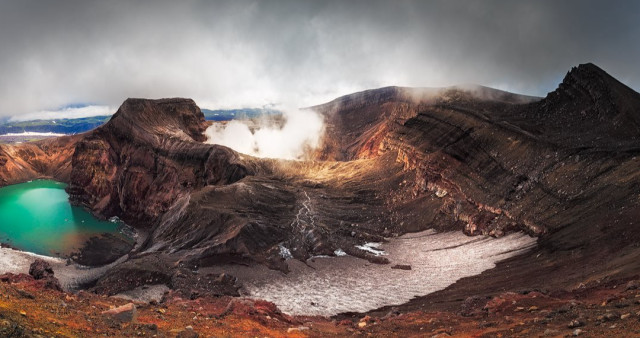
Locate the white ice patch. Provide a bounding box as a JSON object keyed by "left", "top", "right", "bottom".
{"left": 279, "top": 244, "right": 293, "bottom": 259}
{"left": 216, "top": 230, "right": 537, "bottom": 316}
{"left": 334, "top": 248, "right": 347, "bottom": 256}
{"left": 355, "top": 242, "right": 387, "bottom": 256}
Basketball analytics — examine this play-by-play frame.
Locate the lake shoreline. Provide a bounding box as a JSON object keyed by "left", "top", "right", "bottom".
{"left": 0, "top": 245, "right": 129, "bottom": 291}
{"left": 0, "top": 179, "right": 137, "bottom": 264}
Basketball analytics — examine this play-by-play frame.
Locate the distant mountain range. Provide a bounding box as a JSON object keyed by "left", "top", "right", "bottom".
{"left": 0, "top": 116, "right": 111, "bottom": 135}
{"left": 0, "top": 108, "right": 281, "bottom": 135}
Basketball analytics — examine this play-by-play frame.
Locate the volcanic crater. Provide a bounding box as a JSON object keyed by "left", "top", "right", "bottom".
{"left": 1, "top": 63, "right": 640, "bottom": 320}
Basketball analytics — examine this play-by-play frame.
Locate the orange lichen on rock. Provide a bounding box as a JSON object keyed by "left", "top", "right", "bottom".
{"left": 4, "top": 271, "right": 640, "bottom": 337}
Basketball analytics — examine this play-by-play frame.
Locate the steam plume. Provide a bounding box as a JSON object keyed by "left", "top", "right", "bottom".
{"left": 205, "top": 109, "right": 324, "bottom": 160}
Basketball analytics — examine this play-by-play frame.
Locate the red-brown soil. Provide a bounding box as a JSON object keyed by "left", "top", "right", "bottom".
{"left": 3, "top": 272, "right": 640, "bottom": 337}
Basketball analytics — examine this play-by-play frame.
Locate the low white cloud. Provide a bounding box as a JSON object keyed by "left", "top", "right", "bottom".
{"left": 205, "top": 109, "right": 324, "bottom": 160}
{"left": 9, "top": 105, "right": 115, "bottom": 122}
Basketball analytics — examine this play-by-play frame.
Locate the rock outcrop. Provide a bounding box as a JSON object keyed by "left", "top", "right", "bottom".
{"left": 101, "top": 302, "right": 137, "bottom": 323}
{"left": 28, "top": 259, "right": 62, "bottom": 291}
{"left": 67, "top": 98, "right": 251, "bottom": 227}
{"left": 28, "top": 259, "right": 55, "bottom": 280}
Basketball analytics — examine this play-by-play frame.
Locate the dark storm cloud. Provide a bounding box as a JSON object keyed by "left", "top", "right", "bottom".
{"left": 0, "top": 0, "right": 638, "bottom": 117}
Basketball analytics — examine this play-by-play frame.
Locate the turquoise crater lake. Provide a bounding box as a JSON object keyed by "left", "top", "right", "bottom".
{"left": 0, "top": 180, "right": 132, "bottom": 257}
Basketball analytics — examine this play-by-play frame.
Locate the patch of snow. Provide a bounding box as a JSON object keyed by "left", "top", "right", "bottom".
{"left": 279, "top": 244, "right": 293, "bottom": 259}
{"left": 217, "top": 230, "right": 537, "bottom": 316}
{"left": 334, "top": 249, "right": 347, "bottom": 256}
{"left": 355, "top": 242, "right": 387, "bottom": 256}
{"left": 0, "top": 246, "right": 129, "bottom": 291}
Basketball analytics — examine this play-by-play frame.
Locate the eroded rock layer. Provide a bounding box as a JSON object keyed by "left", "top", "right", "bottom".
{"left": 312, "top": 63, "right": 640, "bottom": 309}
{"left": 0, "top": 135, "right": 80, "bottom": 185}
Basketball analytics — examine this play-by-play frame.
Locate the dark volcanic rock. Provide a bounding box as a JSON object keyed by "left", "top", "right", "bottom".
{"left": 532, "top": 63, "right": 640, "bottom": 148}
{"left": 29, "top": 259, "right": 54, "bottom": 280}
{"left": 170, "top": 269, "right": 240, "bottom": 299}
{"left": 67, "top": 98, "right": 250, "bottom": 227}
{"left": 28, "top": 259, "right": 62, "bottom": 291}
{"left": 91, "top": 254, "right": 173, "bottom": 296}
{"left": 460, "top": 296, "right": 487, "bottom": 317}
{"left": 334, "top": 64, "right": 640, "bottom": 314}
{"left": 71, "top": 233, "right": 135, "bottom": 266}
{"left": 74, "top": 97, "right": 410, "bottom": 294}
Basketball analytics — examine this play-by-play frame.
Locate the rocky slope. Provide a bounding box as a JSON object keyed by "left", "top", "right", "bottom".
{"left": 311, "top": 63, "right": 640, "bottom": 311}
{"left": 65, "top": 97, "right": 414, "bottom": 293}
{"left": 0, "top": 135, "right": 80, "bottom": 186}
{"left": 1, "top": 63, "right": 640, "bottom": 322}
{"left": 67, "top": 98, "right": 250, "bottom": 227}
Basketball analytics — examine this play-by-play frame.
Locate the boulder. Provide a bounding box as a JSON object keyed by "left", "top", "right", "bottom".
{"left": 102, "top": 303, "right": 137, "bottom": 323}
{"left": 28, "top": 259, "right": 54, "bottom": 280}
{"left": 29, "top": 259, "right": 63, "bottom": 291}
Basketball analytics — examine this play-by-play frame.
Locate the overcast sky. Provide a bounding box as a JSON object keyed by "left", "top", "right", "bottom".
{"left": 0, "top": 0, "right": 638, "bottom": 119}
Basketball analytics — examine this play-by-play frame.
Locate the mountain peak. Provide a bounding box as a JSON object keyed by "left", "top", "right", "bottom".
{"left": 567, "top": 62, "right": 606, "bottom": 77}
{"left": 533, "top": 63, "right": 640, "bottom": 147}
{"left": 103, "top": 98, "right": 208, "bottom": 143}
{"left": 552, "top": 63, "right": 638, "bottom": 102}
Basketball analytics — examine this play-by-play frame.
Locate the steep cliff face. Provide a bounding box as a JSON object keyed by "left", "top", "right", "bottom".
{"left": 314, "top": 85, "right": 539, "bottom": 161}
{"left": 310, "top": 85, "right": 547, "bottom": 236}
{"left": 67, "top": 98, "right": 251, "bottom": 227}
{"left": 309, "top": 64, "right": 640, "bottom": 240}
